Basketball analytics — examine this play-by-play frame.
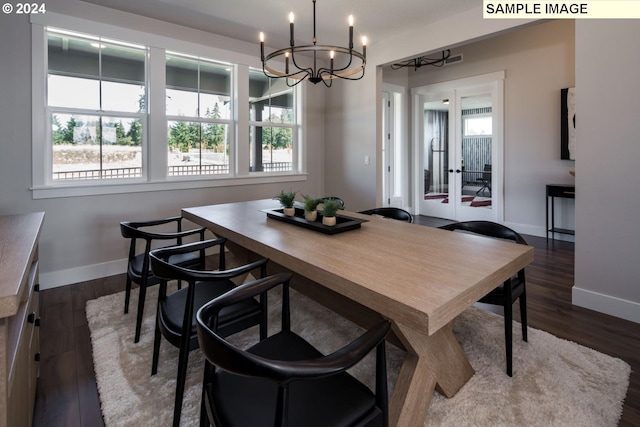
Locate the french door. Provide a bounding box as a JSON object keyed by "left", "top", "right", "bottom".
{"left": 413, "top": 72, "right": 504, "bottom": 221}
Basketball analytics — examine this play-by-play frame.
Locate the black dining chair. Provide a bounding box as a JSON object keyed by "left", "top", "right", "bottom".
{"left": 359, "top": 207, "right": 413, "bottom": 223}
{"left": 149, "top": 238, "right": 269, "bottom": 427}
{"left": 120, "top": 216, "right": 207, "bottom": 343}
{"left": 439, "top": 220, "right": 528, "bottom": 376}
{"left": 196, "top": 271, "right": 391, "bottom": 427}
{"left": 475, "top": 164, "right": 492, "bottom": 196}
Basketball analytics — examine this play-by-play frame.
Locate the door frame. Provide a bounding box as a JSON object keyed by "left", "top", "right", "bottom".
{"left": 412, "top": 71, "right": 505, "bottom": 221}
{"left": 382, "top": 83, "right": 408, "bottom": 208}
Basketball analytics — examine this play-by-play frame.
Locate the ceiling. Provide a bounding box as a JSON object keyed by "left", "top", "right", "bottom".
{"left": 80, "top": 0, "right": 477, "bottom": 49}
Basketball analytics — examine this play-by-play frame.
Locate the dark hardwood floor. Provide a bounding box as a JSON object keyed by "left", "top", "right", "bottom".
{"left": 33, "top": 216, "right": 640, "bottom": 426}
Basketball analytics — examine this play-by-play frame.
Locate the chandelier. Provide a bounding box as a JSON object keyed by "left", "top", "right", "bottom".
{"left": 390, "top": 50, "right": 451, "bottom": 71}
{"left": 259, "top": 0, "right": 367, "bottom": 87}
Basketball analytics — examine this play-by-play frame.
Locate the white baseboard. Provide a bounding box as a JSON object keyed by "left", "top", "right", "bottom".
{"left": 39, "top": 258, "right": 127, "bottom": 290}
{"left": 39, "top": 246, "right": 227, "bottom": 290}
{"left": 503, "top": 222, "right": 575, "bottom": 243}
{"left": 572, "top": 286, "right": 640, "bottom": 324}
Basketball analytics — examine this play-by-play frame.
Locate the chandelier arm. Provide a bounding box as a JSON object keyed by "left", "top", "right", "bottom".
{"left": 263, "top": 45, "right": 365, "bottom": 80}
{"left": 324, "top": 49, "right": 356, "bottom": 74}
{"left": 318, "top": 68, "right": 364, "bottom": 81}
{"left": 289, "top": 47, "right": 316, "bottom": 80}
{"left": 263, "top": 47, "right": 314, "bottom": 80}
{"left": 317, "top": 63, "right": 366, "bottom": 80}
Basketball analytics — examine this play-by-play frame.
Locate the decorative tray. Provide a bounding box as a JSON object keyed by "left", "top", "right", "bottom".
{"left": 262, "top": 207, "right": 368, "bottom": 235}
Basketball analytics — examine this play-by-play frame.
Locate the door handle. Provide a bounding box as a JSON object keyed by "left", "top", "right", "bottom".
{"left": 455, "top": 169, "right": 461, "bottom": 173}
{"left": 448, "top": 169, "right": 454, "bottom": 173}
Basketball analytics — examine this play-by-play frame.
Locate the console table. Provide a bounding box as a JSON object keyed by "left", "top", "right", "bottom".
{"left": 546, "top": 184, "right": 575, "bottom": 242}
{"left": 0, "top": 212, "right": 44, "bottom": 427}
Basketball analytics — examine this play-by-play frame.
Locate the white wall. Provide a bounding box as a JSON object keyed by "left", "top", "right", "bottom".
{"left": 324, "top": 6, "right": 535, "bottom": 212}
{"left": 0, "top": 0, "right": 326, "bottom": 288}
{"left": 573, "top": 20, "right": 640, "bottom": 323}
{"left": 402, "top": 20, "right": 576, "bottom": 236}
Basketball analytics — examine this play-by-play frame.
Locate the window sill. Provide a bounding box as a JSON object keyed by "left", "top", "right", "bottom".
{"left": 31, "top": 173, "right": 308, "bottom": 199}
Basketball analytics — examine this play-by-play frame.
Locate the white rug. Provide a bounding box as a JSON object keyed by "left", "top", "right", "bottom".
{"left": 87, "top": 283, "right": 630, "bottom": 427}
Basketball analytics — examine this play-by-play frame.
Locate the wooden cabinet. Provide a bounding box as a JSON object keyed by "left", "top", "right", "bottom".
{"left": 0, "top": 212, "right": 44, "bottom": 427}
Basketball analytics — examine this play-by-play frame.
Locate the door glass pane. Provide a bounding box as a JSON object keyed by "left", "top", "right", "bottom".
{"left": 423, "top": 99, "right": 449, "bottom": 202}
{"left": 460, "top": 94, "right": 492, "bottom": 209}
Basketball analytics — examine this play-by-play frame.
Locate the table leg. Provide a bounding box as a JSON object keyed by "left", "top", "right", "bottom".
{"left": 389, "top": 320, "right": 474, "bottom": 427}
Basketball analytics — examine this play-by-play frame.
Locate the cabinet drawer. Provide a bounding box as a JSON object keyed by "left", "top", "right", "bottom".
{"left": 547, "top": 185, "right": 575, "bottom": 198}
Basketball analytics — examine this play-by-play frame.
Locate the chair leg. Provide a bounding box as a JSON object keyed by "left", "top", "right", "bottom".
{"left": 504, "top": 302, "right": 513, "bottom": 377}
{"left": 151, "top": 314, "right": 162, "bottom": 375}
{"left": 172, "top": 339, "right": 191, "bottom": 427}
{"left": 259, "top": 294, "right": 268, "bottom": 341}
{"left": 124, "top": 276, "right": 132, "bottom": 314}
{"left": 134, "top": 284, "right": 147, "bottom": 343}
{"left": 520, "top": 290, "right": 528, "bottom": 342}
{"left": 200, "top": 362, "right": 214, "bottom": 427}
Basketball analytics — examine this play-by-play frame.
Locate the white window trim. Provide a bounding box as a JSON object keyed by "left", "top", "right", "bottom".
{"left": 31, "top": 12, "right": 306, "bottom": 199}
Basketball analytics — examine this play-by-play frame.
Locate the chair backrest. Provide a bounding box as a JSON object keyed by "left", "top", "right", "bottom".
{"left": 149, "top": 238, "right": 232, "bottom": 283}
{"left": 196, "top": 273, "right": 391, "bottom": 426}
{"left": 197, "top": 273, "right": 294, "bottom": 378}
{"left": 120, "top": 216, "right": 193, "bottom": 256}
{"left": 482, "top": 164, "right": 492, "bottom": 181}
{"left": 439, "top": 220, "right": 527, "bottom": 245}
{"left": 359, "top": 207, "right": 413, "bottom": 223}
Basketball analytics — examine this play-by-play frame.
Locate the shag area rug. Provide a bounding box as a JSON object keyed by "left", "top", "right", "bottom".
{"left": 87, "top": 283, "right": 630, "bottom": 427}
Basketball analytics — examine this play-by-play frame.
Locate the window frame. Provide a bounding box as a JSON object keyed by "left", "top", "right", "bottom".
{"left": 248, "top": 69, "right": 298, "bottom": 175}
{"left": 30, "top": 13, "right": 306, "bottom": 199}
{"left": 165, "top": 52, "right": 235, "bottom": 178}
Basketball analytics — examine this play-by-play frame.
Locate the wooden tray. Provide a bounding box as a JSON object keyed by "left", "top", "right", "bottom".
{"left": 262, "top": 207, "right": 368, "bottom": 235}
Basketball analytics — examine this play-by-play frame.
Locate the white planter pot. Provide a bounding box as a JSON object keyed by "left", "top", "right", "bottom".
{"left": 322, "top": 216, "right": 336, "bottom": 226}
{"left": 283, "top": 207, "right": 295, "bottom": 217}
{"left": 304, "top": 210, "right": 318, "bottom": 222}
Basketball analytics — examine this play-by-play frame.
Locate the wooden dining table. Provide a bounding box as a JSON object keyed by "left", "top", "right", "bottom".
{"left": 182, "top": 199, "right": 534, "bottom": 427}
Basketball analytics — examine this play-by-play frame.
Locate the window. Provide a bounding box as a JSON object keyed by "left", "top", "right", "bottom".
{"left": 47, "top": 29, "right": 147, "bottom": 181}
{"left": 166, "top": 53, "right": 232, "bottom": 176}
{"left": 32, "top": 15, "right": 304, "bottom": 198}
{"left": 462, "top": 107, "right": 493, "bottom": 137}
{"left": 248, "top": 69, "right": 295, "bottom": 173}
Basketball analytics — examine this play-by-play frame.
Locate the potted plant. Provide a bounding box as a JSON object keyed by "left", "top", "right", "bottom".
{"left": 321, "top": 198, "right": 342, "bottom": 226}
{"left": 274, "top": 190, "right": 297, "bottom": 216}
{"left": 302, "top": 195, "right": 321, "bottom": 222}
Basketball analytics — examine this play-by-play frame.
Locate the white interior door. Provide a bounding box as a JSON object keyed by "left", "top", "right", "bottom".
{"left": 414, "top": 72, "right": 504, "bottom": 221}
